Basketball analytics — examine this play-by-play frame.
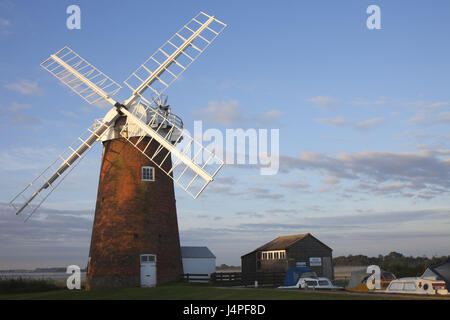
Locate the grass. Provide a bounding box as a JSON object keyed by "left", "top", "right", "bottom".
{"left": 1, "top": 282, "right": 445, "bottom": 300}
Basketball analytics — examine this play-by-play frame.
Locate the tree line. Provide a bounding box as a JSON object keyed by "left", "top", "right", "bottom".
{"left": 333, "top": 252, "right": 449, "bottom": 277}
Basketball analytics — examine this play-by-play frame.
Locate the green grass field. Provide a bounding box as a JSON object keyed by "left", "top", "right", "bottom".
{"left": 1, "top": 282, "right": 447, "bottom": 300}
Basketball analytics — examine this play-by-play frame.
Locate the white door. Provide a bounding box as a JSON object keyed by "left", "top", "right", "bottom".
{"left": 140, "top": 254, "right": 157, "bottom": 287}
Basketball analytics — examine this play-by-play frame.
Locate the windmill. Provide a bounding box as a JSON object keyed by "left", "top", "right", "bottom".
{"left": 9, "top": 12, "right": 226, "bottom": 289}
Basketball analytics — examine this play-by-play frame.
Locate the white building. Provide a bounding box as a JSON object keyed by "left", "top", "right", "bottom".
{"left": 181, "top": 246, "right": 216, "bottom": 275}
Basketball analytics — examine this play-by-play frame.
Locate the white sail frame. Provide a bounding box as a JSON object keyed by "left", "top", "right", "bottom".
{"left": 10, "top": 12, "right": 227, "bottom": 216}
{"left": 9, "top": 118, "right": 117, "bottom": 221}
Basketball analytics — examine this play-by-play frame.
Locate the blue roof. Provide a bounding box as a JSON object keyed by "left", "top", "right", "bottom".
{"left": 181, "top": 246, "right": 216, "bottom": 259}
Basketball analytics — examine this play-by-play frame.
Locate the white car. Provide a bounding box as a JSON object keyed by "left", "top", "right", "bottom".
{"left": 298, "top": 277, "right": 343, "bottom": 290}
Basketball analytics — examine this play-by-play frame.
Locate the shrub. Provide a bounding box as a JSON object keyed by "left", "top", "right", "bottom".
{"left": 0, "top": 278, "right": 61, "bottom": 294}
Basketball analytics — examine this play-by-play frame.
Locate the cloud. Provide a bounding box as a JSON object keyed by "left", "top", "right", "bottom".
{"left": 196, "top": 100, "right": 242, "bottom": 125}
{"left": 214, "top": 176, "right": 237, "bottom": 185}
{"left": 8, "top": 114, "right": 41, "bottom": 125}
{"left": 279, "top": 182, "right": 309, "bottom": 189}
{"left": 428, "top": 102, "right": 450, "bottom": 108}
{"left": 247, "top": 187, "right": 283, "bottom": 199}
{"left": 354, "top": 117, "right": 384, "bottom": 129}
{"left": 1, "top": 102, "right": 30, "bottom": 112}
{"left": 408, "top": 101, "right": 450, "bottom": 125}
{"left": 265, "top": 209, "right": 299, "bottom": 216}
{"left": 0, "top": 203, "right": 93, "bottom": 269}
{"left": 195, "top": 100, "right": 283, "bottom": 126}
{"left": 303, "top": 208, "right": 449, "bottom": 226}
{"left": 205, "top": 185, "right": 242, "bottom": 197}
{"left": 352, "top": 96, "right": 387, "bottom": 107}
{"left": 0, "top": 147, "right": 59, "bottom": 171}
{"left": 235, "top": 211, "right": 265, "bottom": 218}
{"left": 59, "top": 110, "right": 80, "bottom": 119}
{"left": 315, "top": 116, "right": 348, "bottom": 127}
{"left": 5, "top": 80, "right": 44, "bottom": 96}
{"left": 255, "top": 109, "right": 284, "bottom": 126}
{"left": 270, "top": 149, "right": 450, "bottom": 199}
{"left": 323, "top": 176, "right": 340, "bottom": 185}
{"left": 0, "top": 17, "right": 10, "bottom": 27}
{"left": 315, "top": 116, "right": 383, "bottom": 130}
{"left": 0, "top": 17, "right": 11, "bottom": 35}
{"left": 0, "top": 102, "right": 41, "bottom": 126}
{"left": 306, "top": 96, "right": 339, "bottom": 112}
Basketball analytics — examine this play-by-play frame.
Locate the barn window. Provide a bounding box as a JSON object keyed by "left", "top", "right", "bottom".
{"left": 261, "top": 250, "right": 286, "bottom": 260}
{"left": 142, "top": 166, "right": 155, "bottom": 181}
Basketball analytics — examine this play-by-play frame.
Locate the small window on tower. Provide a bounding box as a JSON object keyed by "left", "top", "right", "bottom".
{"left": 142, "top": 166, "right": 155, "bottom": 181}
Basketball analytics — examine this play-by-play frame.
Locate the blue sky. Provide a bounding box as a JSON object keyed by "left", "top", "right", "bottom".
{"left": 1, "top": 0, "right": 450, "bottom": 268}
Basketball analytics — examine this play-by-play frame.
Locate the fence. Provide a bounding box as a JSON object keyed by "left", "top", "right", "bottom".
{"left": 181, "top": 272, "right": 286, "bottom": 287}
{"left": 240, "top": 272, "right": 286, "bottom": 287}
{"left": 181, "top": 273, "right": 210, "bottom": 283}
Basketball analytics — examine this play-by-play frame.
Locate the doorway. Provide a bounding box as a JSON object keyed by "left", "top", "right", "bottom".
{"left": 140, "top": 254, "right": 157, "bottom": 287}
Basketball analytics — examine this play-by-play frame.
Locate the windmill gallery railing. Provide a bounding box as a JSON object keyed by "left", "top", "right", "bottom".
{"left": 181, "top": 272, "right": 286, "bottom": 287}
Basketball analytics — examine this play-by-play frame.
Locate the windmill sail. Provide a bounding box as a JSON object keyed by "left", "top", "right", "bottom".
{"left": 41, "top": 46, "right": 121, "bottom": 106}
{"left": 119, "top": 12, "right": 227, "bottom": 198}
{"left": 123, "top": 12, "right": 226, "bottom": 106}
{"left": 11, "top": 12, "right": 227, "bottom": 219}
{"left": 121, "top": 103, "right": 224, "bottom": 198}
{"left": 9, "top": 114, "right": 119, "bottom": 220}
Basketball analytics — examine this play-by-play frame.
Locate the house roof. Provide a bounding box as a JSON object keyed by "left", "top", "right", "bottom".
{"left": 241, "top": 233, "right": 332, "bottom": 257}
{"left": 181, "top": 246, "right": 216, "bottom": 259}
{"left": 255, "top": 233, "right": 310, "bottom": 251}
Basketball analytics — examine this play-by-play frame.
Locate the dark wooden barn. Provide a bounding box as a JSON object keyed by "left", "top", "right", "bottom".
{"left": 241, "top": 233, "right": 334, "bottom": 279}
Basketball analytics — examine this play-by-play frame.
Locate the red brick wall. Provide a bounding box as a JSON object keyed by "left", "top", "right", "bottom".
{"left": 86, "top": 137, "right": 182, "bottom": 290}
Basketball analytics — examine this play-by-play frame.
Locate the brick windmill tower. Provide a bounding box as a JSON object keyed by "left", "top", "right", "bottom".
{"left": 87, "top": 97, "right": 186, "bottom": 289}
{"left": 10, "top": 12, "right": 226, "bottom": 289}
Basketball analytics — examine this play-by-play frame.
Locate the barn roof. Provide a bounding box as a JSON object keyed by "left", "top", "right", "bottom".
{"left": 255, "top": 233, "right": 310, "bottom": 251}
{"left": 241, "top": 233, "right": 332, "bottom": 257}
{"left": 181, "top": 246, "right": 216, "bottom": 259}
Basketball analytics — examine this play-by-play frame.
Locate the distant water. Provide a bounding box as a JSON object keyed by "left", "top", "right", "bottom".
{"left": 0, "top": 270, "right": 241, "bottom": 284}
{"left": 215, "top": 269, "right": 241, "bottom": 273}
{"left": 0, "top": 272, "right": 87, "bottom": 284}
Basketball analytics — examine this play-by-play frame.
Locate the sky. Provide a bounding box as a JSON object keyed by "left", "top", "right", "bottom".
{"left": 1, "top": 0, "right": 450, "bottom": 269}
